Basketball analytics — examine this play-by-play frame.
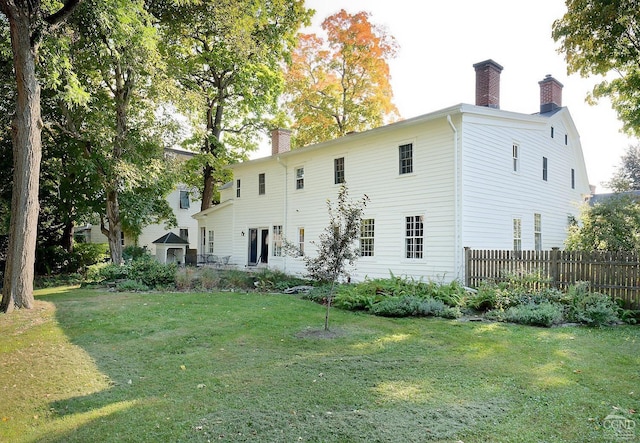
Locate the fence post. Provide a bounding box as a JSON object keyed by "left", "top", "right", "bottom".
{"left": 464, "top": 247, "right": 471, "bottom": 287}
{"left": 550, "top": 247, "right": 560, "bottom": 288}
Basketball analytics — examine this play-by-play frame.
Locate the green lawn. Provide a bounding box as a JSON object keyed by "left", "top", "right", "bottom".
{"left": 1, "top": 287, "right": 638, "bottom": 442}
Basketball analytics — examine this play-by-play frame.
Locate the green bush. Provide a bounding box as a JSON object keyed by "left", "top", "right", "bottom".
{"left": 200, "top": 268, "right": 220, "bottom": 290}
{"left": 334, "top": 284, "right": 383, "bottom": 310}
{"left": 128, "top": 257, "right": 177, "bottom": 288}
{"left": 566, "top": 282, "right": 620, "bottom": 327}
{"left": 368, "top": 295, "right": 461, "bottom": 319}
{"left": 92, "top": 263, "right": 129, "bottom": 282}
{"left": 116, "top": 279, "right": 150, "bottom": 292}
{"left": 123, "top": 245, "right": 150, "bottom": 262}
{"left": 497, "top": 303, "right": 564, "bottom": 327}
{"left": 253, "top": 268, "right": 310, "bottom": 292}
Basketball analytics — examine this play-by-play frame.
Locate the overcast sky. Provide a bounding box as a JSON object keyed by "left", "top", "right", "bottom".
{"left": 255, "top": 0, "right": 637, "bottom": 192}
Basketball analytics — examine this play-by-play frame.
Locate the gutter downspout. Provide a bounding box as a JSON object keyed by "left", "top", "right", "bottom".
{"left": 276, "top": 156, "right": 288, "bottom": 273}
{"left": 447, "top": 115, "right": 461, "bottom": 280}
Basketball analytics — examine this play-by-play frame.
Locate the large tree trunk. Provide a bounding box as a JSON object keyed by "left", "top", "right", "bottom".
{"left": 1, "top": 7, "right": 41, "bottom": 313}
{"left": 103, "top": 189, "right": 123, "bottom": 264}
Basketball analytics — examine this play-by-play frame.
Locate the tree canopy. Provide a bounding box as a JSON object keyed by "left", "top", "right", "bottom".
{"left": 553, "top": 0, "right": 640, "bottom": 136}
{"left": 284, "top": 9, "right": 399, "bottom": 148}
{"left": 606, "top": 143, "right": 640, "bottom": 192}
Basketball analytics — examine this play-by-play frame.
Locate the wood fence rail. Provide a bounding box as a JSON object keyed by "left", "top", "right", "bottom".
{"left": 464, "top": 247, "right": 640, "bottom": 309}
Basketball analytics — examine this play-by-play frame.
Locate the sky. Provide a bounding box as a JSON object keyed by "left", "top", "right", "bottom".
{"left": 253, "top": 0, "right": 638, "bottom": 193}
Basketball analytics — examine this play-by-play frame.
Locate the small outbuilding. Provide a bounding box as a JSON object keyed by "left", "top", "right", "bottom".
{"left": 152, "top": 232, "right": 190, "bottom": 265}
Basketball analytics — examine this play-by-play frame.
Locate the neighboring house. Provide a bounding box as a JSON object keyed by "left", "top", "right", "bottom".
{"left": 79, "top": 147, "right": 201, "bottom": 263}
{"left": 193, "top": 60, "right": 592, "bottom": 282}
{"left": 589, "top": 190, "right": 640, "bottom": 205}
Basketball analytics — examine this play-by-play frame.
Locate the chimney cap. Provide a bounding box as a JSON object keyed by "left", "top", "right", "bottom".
{"left": 473, "top": 59, "right": 504, "bottom": 71}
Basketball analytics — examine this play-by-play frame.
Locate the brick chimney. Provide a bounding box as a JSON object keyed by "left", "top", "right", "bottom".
{"left": 473, "top": 59, "right": 503, "bottom": 109}
{"left": 271, "top": 128, "right": 291, "bottom": 155}
{"left": 539, "top": 74, "right": 563, "bottom": 113}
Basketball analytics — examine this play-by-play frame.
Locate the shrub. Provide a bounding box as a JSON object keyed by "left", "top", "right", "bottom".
{"left": 566, "top": 282, "right": 620, "bottom": 327}
{"left": 499, "top": 303, "right": 564, "bottom": 327}
{"left": 93, "top": 263, "right": 129, "bottom": 282}
{"left": 334, "top": 284, "right": 383, "bottom": 310}
{"left": 302, "top": 284, "right": 334, "bottom": 304}
{"left": 200, "top": 268, "right": 220, "bottom": 290}
{"left": 128, "top": 257, "right": 177, "bottom": 288}
{"left": 175, "top": 267, "right": 196, "bottom": 291}
{"left": 369, "top": 295, "right": 461, "bottom": 319}
{"left": 116, "top": 279, "right": 149, "bottom": 292}
{"left": 253, "top": 268, "right": 310, "bottom": 292}
{"left": 123, "top": 245, "right": 150, "bottom": 262}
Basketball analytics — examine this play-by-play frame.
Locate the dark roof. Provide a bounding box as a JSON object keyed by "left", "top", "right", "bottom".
{"left": 152, "top": 232, "right": 190, "bottom": 244}
{"left": 589, "top": 190, "right": 640, "bottom": 205}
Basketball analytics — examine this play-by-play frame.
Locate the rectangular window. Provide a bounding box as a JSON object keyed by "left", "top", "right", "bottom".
{"left": 565, "top": 134, "right": 568, "bottom": 145}
{"left": 399, "top": 143, "right": 413, "bottom": 174}
{"left": 272, "top": 225, "right": 283, "bottom": 257}
{"left": 534, "top": 213, "right": 542, "bottom": 251}
{"left": 179, "top": 228, "right": 189, "bottom": 242}
{"left": 298, "top": 228, "right": 305, "bottom": 255}
{"left": 258, "top": 173, "right": 266, "bottom": 195}
{"left": 542, "top": 157, "right": 548, "bottom": 181}
{"left": 571, "top": 168, "right": 575, "bottom": 189}
{"left": 208, "top": 230, "right": 214, "bottom": 254}
{"left": 513, "top": 218, "right": 522, "bottom": 251}
{"left": 512, "top": 144, "right": 519, "bottom": 172}
{"left": 334, "top": 157, "right": 345, "bottom": 184}
{"left": 550, "top": 126, "right": 554, "bottom": 138}
{"left": 360, "top": 219, "right": 375, "bottom": 257}
{"left": 179, "top": 190, "right": 190, "bottom": 209}
{"left": 201, "top": 227, "right": 206, "bottom": 253}
{"left": 296, "top": 167, "right": 304, "bottom": 190}
{"left": 405, "top": 215, "right": 424, "bottom": 259}
{"left": 236, "top": 179, "right": 241, "bottom": 198}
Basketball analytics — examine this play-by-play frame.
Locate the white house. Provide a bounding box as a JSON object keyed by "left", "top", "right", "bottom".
{"left": 193, "top": 60, "right": 592, "bottom": 282}
{"left": 81, "top": 147, "right": 202, "bottom": 263}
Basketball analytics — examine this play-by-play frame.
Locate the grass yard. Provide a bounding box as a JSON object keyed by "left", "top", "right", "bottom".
{"left": 1, "top": 287, "right": 638, "bottom": 442}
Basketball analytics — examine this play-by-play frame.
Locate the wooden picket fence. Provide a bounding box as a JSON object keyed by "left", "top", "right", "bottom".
{"left": 464, "top": 247, "right": 640, "bottom": 309}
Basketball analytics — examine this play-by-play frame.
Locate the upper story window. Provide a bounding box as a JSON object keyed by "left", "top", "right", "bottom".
{"left": 571, "top": 168, "right": 575, "bottom": 189}
{"left": 258, "top": 173, "right": 266, "bottom": 195}
{"left": 179, "top": 190, "right": 190, "bottom": 209}
{"left": 405, "top": 215, "right": 424, "bottom": 259}
{"left": 542, "top": 157, "right": 548, "bottom": 181}
{"left": 513, "top": 218, "right": 522, "bottom": 251}
{"left": 399, "top": 143, "right": 413, "bottom": 175}
{"left": 236, "top": 179, "right": 241, "bottom": 198}
{"left": 296, "top": 167, "right": 304, "bottom": 190}
{"left": 550, "top": 126, "right": 554, "bottom": 138}
{"left": 360, "top": 219, "right": 375, "bottom": 257}
{"left": 512, "top": 144, "right": 519, "bottom": 173}
{"left": 179, "top": 228, "right": 189, "bottom": 242}
{"left": 565, "top": 134, "right": 568, "bottom": 145}
{"left": 334, "top": 157, "right": 345, "bottom": 184}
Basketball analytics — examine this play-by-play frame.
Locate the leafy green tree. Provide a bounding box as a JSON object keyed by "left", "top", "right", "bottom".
{"left": 63, "top": 0, "right": 177, "bottom": 264}
{"left": 153, "top": 0, "right": 311, "bottom": 209}
{"left": 296, "top": 185, "right": 368, "bottom": 331}
{"left": 565, "top": 194, "right": 640, "bottom": 252}
{"left": 606, "top": 143, "right": 640, "bottom": 191}
{"left": 284, "top": 9, "right": 399, "bottom": 148}
{"left": 553, "top": 0, "right": 640, "bottom": 136}
{"left": 0, "top": 0, "right": 81, "bottom": 313}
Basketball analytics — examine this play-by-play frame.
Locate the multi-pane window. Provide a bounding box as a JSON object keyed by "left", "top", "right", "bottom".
{"left": 405, "top": 215, "right": 424, "bottom": 259}
{"left": 258, "top": 173, "right": 266, "bottom": 195}
{"left": 571, "top": 168, "right": 575, "bottom": 189}
{"left": 179, "top": 228, "right": 189, "bottom": 242}
{"left": 542, "top": 157, "right": 548, "bottom": 181}
{"left": 179, "top": 190, "right": 190, "bottom": 209}
{"left": 360, "top": 219, "right": 375, "bottom": 257}
{"left": 236, "top": 179, "right": 241, "bottom": 198}
{"left": 272, "top": 225, "right": 283, "bottom": 256}
{"left": 201, "top": 227, "right": 206, "bottom": 252}
{"left": 208, "top": 230, "right": 214, "bottom": 254}
{"left": 534, "top": 213, "right": 542, "bottom": 251}
{"left": 296, "top": 167, "right": 304, "bottom": 190}
{"left": 513, "top": 218, "right": 522, "bottom": 251}
{"left": 399, "top": 143, "right": 413, "bottom": 174}
{"left": 298, "top": 228, "right": 305, "bottom": 255}
{"left": 512, "top": 144, "right": 519, "bottom": 172}
{"left": 334, "top": 157, "right": 345, "bottom": 184}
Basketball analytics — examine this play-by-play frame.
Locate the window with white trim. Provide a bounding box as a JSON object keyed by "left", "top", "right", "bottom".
{"left": 571, "top": 168, "right": 575, "bottom": 189}
{"left": 298, "top": 228, "right": 305, "bottom": 255}
{"left": 534, "top": 213, "right": 542, "bottom": 251}
{"left": 512, "top": 144, "right": 519, "bottom": 172}
{"left": 179, "top": 190, "right": 190, "bottom": 209}
{"left": 258, "top": 173, "right": 266, "bottom": 195}
{"left": 295, "top": 167, "right": 304, "bottom": 190}
{"left": 399, "top": 143, "right": 413, "bottom": 175}
{"left": 236, "top": 179, "right": 241, "bottom": 198}
{"left": 513, "top": 218, "right": 522, "bottom": 251}
{"left": 360, "top": 219, "right": 375, "bottom": 257}
{"left": 272, "top": 225, "right": 283, "bottom": 257}
{"left": 405, "top": 215, "right": 424, "bottom": 259}
{"left": 208, "top": 230, "right": 214, "bottom": 254}
{"left": 542, "top": 157, "right": 548, "bottom": 181}
{"left": 334, "top": 157, "right": 345, "bottom": 184}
